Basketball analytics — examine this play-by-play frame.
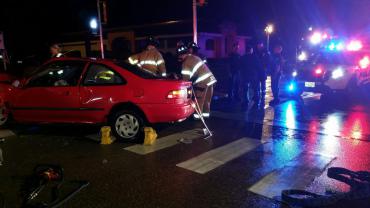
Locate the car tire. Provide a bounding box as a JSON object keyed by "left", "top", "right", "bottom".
{"left": 109, "top": 110, "right": 145, "bottom": 142}
{"left": 0, "top": 105, "right": 9, "bottom": 127}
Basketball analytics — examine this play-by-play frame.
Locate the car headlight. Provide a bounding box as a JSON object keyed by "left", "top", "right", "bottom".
{"left": 332, "top": 68, "right": 344, "bottom": 79}
{"left": 292, "top": 71, "right": 298, "bottom": 77}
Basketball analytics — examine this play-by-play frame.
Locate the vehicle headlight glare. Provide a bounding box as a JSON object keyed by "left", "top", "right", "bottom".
{"left": 332, "top": 68, "right": 344, "bottom": 79}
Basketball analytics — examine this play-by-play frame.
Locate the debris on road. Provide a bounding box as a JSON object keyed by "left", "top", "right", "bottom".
{"left": 282, "top": 167, "right": 370, "bottom": 207}
{"left": 178, "top": 138, "right": 193, "bottom": 144}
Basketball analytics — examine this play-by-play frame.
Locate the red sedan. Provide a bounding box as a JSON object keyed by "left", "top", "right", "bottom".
{"left": 0, "top": 58, "right": 194, "bottom": 141}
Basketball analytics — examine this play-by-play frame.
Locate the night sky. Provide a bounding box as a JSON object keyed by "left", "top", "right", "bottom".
{"left": 1, "top": 0, "right": 369, "bottom": 56}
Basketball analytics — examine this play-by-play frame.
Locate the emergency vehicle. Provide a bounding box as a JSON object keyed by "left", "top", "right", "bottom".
{"left": 289, "top": 31, "right": 370, "bottom": 99}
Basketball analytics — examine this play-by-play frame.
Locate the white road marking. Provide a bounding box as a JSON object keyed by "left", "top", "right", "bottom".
{"left": 0, "top": 129, "right": 15, "bottom": 138}
{"left": 124, "top": 128, "right": 204, "bottom": 155}
{"left": 248, "top": 153, "right": 336, "bottom": 200}
{"left": 176, "top": 138, "right": 266, "bottom": 174}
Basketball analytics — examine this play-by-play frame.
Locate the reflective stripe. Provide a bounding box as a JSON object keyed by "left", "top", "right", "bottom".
{"left": 202, "top": 113, "right": 210, "bottom": 117}
{"left": 207, "top": 79, "right": 217, "bottom": 86}
{"left": 140, "top": 60, "right": 158, "bottom": 66}
{"left": 181, "top": 70, "right": 192, "bottom": 76}
{"left": 128, "top": 57, "right": 138, "bottom": 65}
{"left": 194, "top": 72, "right": 212, "bottom": 84}
{"left": 161, "top": 72, "right": 167, "bottom": 77}
{"left": 157, "top": 60, "right": 164, "bottom": 65}
{"left": 193, "top": 114, "right": 201, "bottom": 119}
{"left": 190, "top": 61, "right": 205, "bottom": 78}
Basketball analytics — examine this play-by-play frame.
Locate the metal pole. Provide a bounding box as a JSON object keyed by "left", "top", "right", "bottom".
{"left": 97, "top": 0, "right": 105, "bottom": 59}
{"left": 267, "top": 34, "right": 270, "bottom": 53}
{"left": 192, "top": 0, "right": 198, "bottom": 44}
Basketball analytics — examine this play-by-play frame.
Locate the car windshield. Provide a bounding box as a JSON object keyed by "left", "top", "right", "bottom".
{"left": 115, "top": 61, "right": 162, "bottom": 79}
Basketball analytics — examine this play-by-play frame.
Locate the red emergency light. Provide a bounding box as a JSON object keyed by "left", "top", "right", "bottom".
{"left": 359, "top": 56, "right": 370, "bottom": 69}
{"left": 315, "top": 68, "right": 323, "bottom": 75}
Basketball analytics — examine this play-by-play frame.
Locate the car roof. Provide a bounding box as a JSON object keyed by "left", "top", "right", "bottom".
{"left": 48, "top": 57, "right": 117, "bottom": 64}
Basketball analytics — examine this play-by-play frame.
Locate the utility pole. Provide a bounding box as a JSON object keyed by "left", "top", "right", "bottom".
{"left": 264, "top": 24, "right": 274, "bottom": 52}
{"left": 97, "top": 0, "right": 105, "bottom": 59}
{"left": 192, "top": 0, "right": 198, "bottom": 44}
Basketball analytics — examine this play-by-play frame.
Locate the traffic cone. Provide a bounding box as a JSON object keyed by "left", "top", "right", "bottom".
{"left": 143, "top": 127, "right": 157, "bottom": 145}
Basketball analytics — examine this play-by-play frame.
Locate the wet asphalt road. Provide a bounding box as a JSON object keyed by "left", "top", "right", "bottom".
{"left": 0, "top": 89, "right": 370, "bottom": 207}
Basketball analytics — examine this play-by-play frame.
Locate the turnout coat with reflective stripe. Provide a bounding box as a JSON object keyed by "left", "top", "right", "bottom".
{"left": 129, "top": 48, "right": 166, "bottom": 76}
{"left": 181, "top": 54, "right": 217, "bottom": 88}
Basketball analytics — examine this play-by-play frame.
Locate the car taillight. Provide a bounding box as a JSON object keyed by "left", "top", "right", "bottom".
{"left": 359, "top": 56, "right": 370, "bottom": 69}
{"left": 314, "top": 67, "right": 323, "bottom": 75}
{"left": 167, "top": 89, "right": 187, "bottom": 99}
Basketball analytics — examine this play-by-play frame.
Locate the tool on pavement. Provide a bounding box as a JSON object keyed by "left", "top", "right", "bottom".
{"left": 21, "top": 164, "right": 89, "bottom": 208}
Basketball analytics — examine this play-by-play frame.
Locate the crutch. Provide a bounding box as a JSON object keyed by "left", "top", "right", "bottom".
{"left": 191, "top": 87, "right": 213, "bottom": 140}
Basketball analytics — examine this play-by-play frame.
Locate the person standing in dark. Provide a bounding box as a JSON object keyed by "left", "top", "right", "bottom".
{"left": 228, "top": 43, "right": 242, "bottom": 102}
{"left": 254, "top": 42, "right": 269, "bottom": 103}
{"left": 240, "top": 45, "right": 258, "bottom": 109}
{"left": 269, "top": 44, "right": 285, "bottom": 105}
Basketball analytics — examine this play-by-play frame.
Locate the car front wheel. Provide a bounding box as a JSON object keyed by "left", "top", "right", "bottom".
{"left": 110, "top": 110, "right": 144, "bottom": 142}
{"left": 0, "top": 106, "right": 9, "bottom": 126}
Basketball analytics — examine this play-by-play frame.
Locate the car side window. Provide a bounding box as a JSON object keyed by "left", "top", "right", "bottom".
{"left": 83, "top": 64, "right": 125, "bottom": 86}
{"left": 27, "top": 61, "right": 86, "bottom": 87}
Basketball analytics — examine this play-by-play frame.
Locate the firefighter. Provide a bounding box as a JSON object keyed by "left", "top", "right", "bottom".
{"left": 270, "top": 44, "right": 285, "bottom": 105}
{"left": 128, "top": 36, "right": 166, "bottom": 77}
{"left": 177, "top": 45, "right": 217, "bottom": 119}
{"left": 50, "top": 44, "right": 63, "bottom": 58}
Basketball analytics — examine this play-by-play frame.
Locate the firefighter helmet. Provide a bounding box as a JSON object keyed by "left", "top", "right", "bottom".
{"left": 176, "top": 45, "right": 188, "bottom": 55}
{"left": 146, "top": 36, "right": 160, "bottom": 47}
{"left": 187, "top": 41, "right": 200, "bottom": 50}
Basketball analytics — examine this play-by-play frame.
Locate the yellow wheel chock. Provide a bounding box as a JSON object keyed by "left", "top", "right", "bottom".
{"left": 143, "top": 127, "right": 158, "bottom": 145}
{"left": 101, "top": 126, "right": 114, "bottom": 145}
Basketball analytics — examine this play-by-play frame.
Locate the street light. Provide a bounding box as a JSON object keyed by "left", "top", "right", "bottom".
{"left": 89, "top": 18, "right": 98, "bottom": 30}
{"left": 264, "top": 24, "right": 274, "bottom": 52}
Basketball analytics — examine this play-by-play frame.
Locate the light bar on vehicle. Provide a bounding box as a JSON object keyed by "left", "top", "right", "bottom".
{"left": 347, "top": 40, "right": 363, "bottom": 51}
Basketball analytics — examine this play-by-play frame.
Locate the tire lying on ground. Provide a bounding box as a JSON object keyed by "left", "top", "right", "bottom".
{"left": 109, "top": 110, "right": 145, "bottom": 142}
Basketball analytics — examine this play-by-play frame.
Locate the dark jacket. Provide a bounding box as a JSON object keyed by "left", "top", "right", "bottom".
{"left": 240, "top": 53, "right": 259, "bottom": 82}
{"left": 255, "top": 50, "right": 270, "bottom": 78}
{"left": 228, "top": 52, "right": 241, "bottom": 75}
{"left": 270, "top": 53, "right": 284, "bottom": 76}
